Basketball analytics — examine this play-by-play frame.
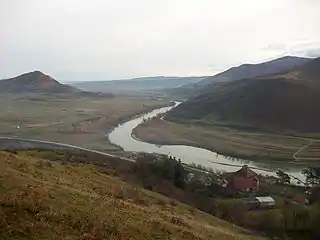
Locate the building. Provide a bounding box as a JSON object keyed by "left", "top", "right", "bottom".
{"left": 246, "top": 196, "right": 275, "bottom": 209}
{"left": 227, "top": 165, "right": 259, "bottom": 191}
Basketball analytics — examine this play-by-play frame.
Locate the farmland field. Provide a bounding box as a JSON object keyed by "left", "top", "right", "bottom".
{"left": 133, "top": 118, "right": 314, "bottom": 162}
{"left": 294, "top": 140, "right": 320, "bottom": 160}
{"left": 0, "top": 93, "right": 170, "bottom": 154}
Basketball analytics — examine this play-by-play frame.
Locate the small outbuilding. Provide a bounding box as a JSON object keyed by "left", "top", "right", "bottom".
{"left": 246, "top": 196, "right": 275, "bottom": 209}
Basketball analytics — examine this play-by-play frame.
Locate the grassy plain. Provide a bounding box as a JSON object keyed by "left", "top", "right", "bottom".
{"left": 133, "top": 119, "right": 313, "bottom": 161}
{"left": 0, "top": 93, "right": 170, "bottom": 153}
{"left": 0, "top": 150, "right": 264, "bottom": 240}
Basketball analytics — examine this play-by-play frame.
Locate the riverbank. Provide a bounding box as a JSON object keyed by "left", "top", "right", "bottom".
{"left": 133, "top": 118, "right": 319, "bottom": 163}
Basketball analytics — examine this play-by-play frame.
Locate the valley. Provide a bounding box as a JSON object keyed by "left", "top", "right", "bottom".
{"left": 71, "top": 76, "right": 206, "bottom": 94}
{"left": 1, "top": 59, "right": 320, "bottom": 240}
{"left": 129, "top": 56, "right": 320, "bottom": 171}
{"left": 0, "top": 93, "right": 171, "bottom": 154}
{"left": 144, "top": 57, "right": 320, "bottom": 163}
{"left": 2, "top": 2, "right": 320, "bottom": 239}
{"left": 0, "top": 71, "right": 172, "bottom": 155}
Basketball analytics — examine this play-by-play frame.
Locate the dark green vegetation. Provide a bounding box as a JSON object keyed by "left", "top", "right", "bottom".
{"left": 71, "top": 76, "right": 206, "bottom": 94}
{"left": 0, "top": 150, "right": 265, "bottom": 240}
{"left": 166, "top": 57, "right": 320, "bottom": 133}
{"left": 302, "top": 167, "right": 320, "bottom": 186}
{"left": 169, "top": 56, "right": 310, "bottom": 99}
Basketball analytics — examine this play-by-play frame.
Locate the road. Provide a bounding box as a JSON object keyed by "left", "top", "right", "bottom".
{"left": 0, "top": 136, "right": 134, "bottom": 162}
{"left": 293, "top": 139, "right": 320, "bottom": 161}
{"left": 0, "top": 136, "right": 212, "bottom": 177}
{"left": 0, "top": 136, "right": 309, "bottom": 184}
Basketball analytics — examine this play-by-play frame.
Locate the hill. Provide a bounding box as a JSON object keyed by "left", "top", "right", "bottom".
{"left": 0, "top": 150, "right": 263, "bottom": 240}
{"left": 71, "top": 76, "right": 206, "bottom": 93}
{"left": 0, "top": 71, "right": 114, "bottom": 97}
{"left": 166, "top": 57, "right": 320, "bottom": 132}
{"left": 170, "top": 56, "right": 311, "bottom": 98}
{"left": 0, "top": 71, "right": 77, "bottom": 93}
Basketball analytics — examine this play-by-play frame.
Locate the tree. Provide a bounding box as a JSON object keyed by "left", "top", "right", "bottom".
{"left": 302, "top": 167, "right": 320, "bottom": 186}
{"left": 174, "top": 159, "right": 186, "bottom": 189}
{"left": 276, "top": 170, "right": 291, "bottom": 185}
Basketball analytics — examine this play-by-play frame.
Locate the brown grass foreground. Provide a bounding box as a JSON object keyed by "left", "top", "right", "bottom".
{"left": 0, "top": 151, "right": 263, "bottom": 240}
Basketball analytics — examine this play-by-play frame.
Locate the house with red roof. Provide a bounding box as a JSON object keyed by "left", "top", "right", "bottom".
{"left": 227, "top": 165, "right": 260, "bottom": 191}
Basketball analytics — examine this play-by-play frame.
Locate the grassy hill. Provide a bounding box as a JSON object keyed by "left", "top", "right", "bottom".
{"left": 0, "top": 71, "right": 113, "bottom": 98}
{"left": 0, "top": 71, "right": 77, "bottom": 93}
{"left": 0, "top": 150, "right": 263, "bottom": 240}
{"left": 166, "top": 57, "right": 320, "bottom": 133}
{"left": 169, "top": 56, "right": 311, "bottom": 99}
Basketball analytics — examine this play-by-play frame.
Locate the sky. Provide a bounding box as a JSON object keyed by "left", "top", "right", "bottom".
{"left": 1, "top": 0, "right": 320, "bottom": 81}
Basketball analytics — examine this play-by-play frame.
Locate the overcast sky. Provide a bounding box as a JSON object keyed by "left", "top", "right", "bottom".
{"left": 1, "top": 0, "right": 320, "bottom": 81}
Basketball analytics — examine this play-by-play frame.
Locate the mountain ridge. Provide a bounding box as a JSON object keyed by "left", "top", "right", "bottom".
{"left": 170, "top": 56, "right": 312, "bottom": 99}
{"left": 166, "top": 57, "right": 320, "bottom": 132}
{"left": 71, "top": 76, "right": 206, "bottom": 93}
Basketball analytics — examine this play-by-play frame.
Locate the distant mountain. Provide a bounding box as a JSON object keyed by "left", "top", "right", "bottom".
{"left": 70, "top": 76, "right": 206, "bottom": 93}
{"left": 166, "top": 57, "right": 320, "bottom": 132}
{"left": 131, "top": 76, "right": 182, "bottom": 81}
{"left": 0, "top": 71, "right": 113, "bottom": 97}
{"left": 171, "top": 56, "right": 311, "bottom": 98}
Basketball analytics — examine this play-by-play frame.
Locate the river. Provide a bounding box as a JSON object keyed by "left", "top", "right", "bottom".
{"left": 108, "top": 102, "right": 307, "bottom": 182}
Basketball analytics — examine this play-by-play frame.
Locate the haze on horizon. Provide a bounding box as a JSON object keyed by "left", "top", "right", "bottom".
{"left": 1, "top": 0, "right": 320, "bottom": 81}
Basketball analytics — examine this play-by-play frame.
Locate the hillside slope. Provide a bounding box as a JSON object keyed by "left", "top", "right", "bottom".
{"left": 171, "top": 56, "right": 310, "bottom": 98}
{"left": 0, "top": 71, "right": 114, "bottom": 97}
{"left": 0, "top": 150, "right": 263, "bottom": 240}
{"left": 166, "top": 57, "right": 320, "bottom": 132}
{"left": 0, "top": 71, "right": 77, "bottom": 93}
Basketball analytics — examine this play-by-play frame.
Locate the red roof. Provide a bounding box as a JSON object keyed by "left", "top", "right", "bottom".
{"left": 292, "top": 194, "right": 306, "bottom": 204}
{"left": 233, "top": 165, "right": 258, "bottom": 178}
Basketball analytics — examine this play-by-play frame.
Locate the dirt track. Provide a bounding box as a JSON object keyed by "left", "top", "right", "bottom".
{"left": 0, "top": 136, "right": 133, "bottom": 162}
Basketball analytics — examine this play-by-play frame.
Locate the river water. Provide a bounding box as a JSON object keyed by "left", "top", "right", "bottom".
{"left": 108, "top": 102, "right": 307, "bottom": 182}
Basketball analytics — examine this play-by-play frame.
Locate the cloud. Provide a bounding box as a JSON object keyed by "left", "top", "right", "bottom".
{"left": 302, "top": 49, "right": 320, "bottom": 58}
{"left": 261, "top": 41, "right": 320, "bottom": 59}
{"left": 1, "top": 0, "right": 320, "bottom": 80}
{"left": 287, "top": 41, "right": 320, "bottom": 58}
{"left": 261, "top": 44, "right": 288, "bottom": 52}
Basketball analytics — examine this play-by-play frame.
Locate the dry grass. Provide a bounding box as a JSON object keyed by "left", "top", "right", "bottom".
{"left": 133, "top": 119, "right": 310, "bottom": 161}
{"left": 0, "top": 94, "right": 170, "bottom": 152}
{"left": 0, "top": 151, "right": 264, "bottom": 240}
{"left": 295, "top": 141, "right": 320, "bottom": 159}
